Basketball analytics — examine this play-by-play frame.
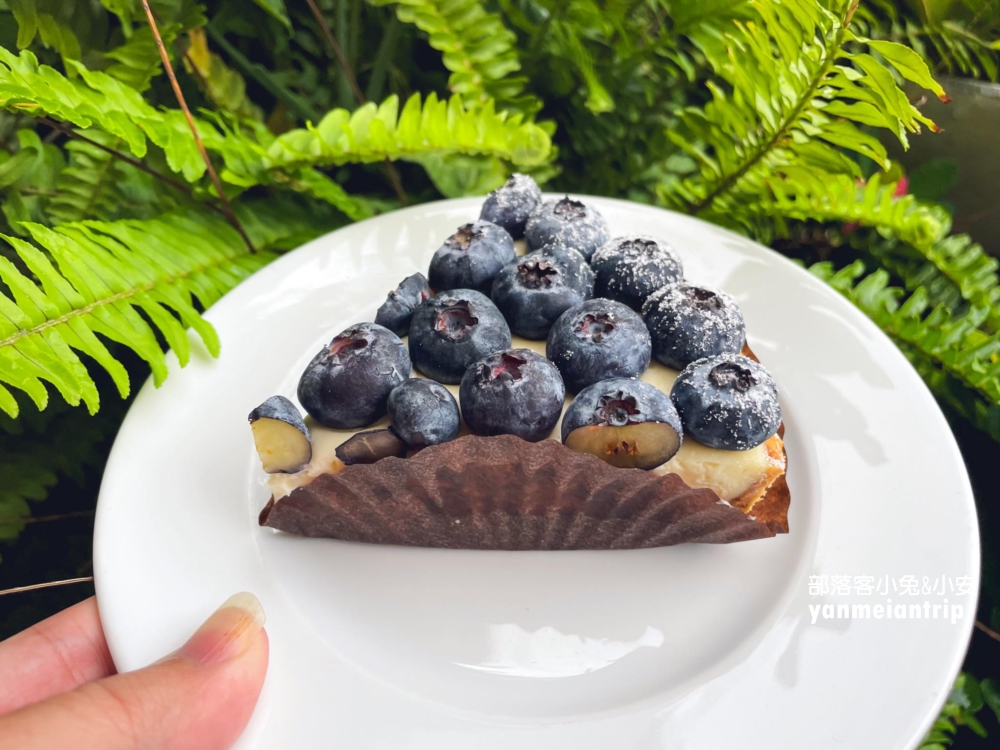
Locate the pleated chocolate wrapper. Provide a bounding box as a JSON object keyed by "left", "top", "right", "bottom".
{"left": 259, "top": 434, "right": 790, "bottom": 550}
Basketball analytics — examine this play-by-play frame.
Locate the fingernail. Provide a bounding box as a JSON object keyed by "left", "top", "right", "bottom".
{"left": 178, "top": 592, "right": 266, "bottom": 665}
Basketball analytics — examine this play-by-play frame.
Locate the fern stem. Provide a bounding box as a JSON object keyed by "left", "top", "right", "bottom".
{"left": 975, "top": 620, "right": 1000, "bottom": 643}
{"left": 305, "top": 0, "right": 408, "bottom": 205}
{"left": 0, "top": 577, "right": 93, "bottom": 598}
{"left": 690, "top": 1, "right": 859, "bottom": 216}
{"left": 22, "top": 510, "right": 95, "bottom": 524}
{"left": 140, "top": 0, "right": 257, "bottom": 254}
{"left": 306, "top": 0, "right": 365, "bottom": 105}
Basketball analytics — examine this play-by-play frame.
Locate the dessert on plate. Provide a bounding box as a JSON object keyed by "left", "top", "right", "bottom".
{"left": 251, "top": 175, "right": 790, "bottom": 550}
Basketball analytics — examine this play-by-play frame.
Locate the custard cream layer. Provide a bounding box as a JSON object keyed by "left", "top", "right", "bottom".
{"left": 266, "top": 337, "right": 777, "bottom": 503}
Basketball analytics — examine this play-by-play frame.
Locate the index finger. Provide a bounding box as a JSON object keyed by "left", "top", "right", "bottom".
{"left": 0, "top": 596, "right": 116, "bottom": 715}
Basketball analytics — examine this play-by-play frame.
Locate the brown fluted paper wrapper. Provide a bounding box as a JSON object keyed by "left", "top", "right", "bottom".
{"left": 259, "top": 434, "right": 787, "bottom": 550}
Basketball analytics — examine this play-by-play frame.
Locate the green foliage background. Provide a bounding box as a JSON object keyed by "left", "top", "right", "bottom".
{"left": 0, "top": 0, "right": 999, "bottom": 743}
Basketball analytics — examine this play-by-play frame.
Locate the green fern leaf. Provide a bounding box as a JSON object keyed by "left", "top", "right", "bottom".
{"left": 764, "top": 171, "right": 950, "bottom": 249}
{"left": 0, "top": 397, "right": 122, "bottom": 545}
{"left": 181, "top": 28, "right": 263, "bottom": 120}
{"left": 0, "top": 451, "right": 56, "bottom": 541}
{"left": 234, "top": 195, "right": 348, "bottom": 252}
{"left": 811, "top": 260, "right": 1000, "bottom": 440}
{"left": 659, "top": 0, "right": 943, "bottom": 219}
{"left": 0, "top": 212, "right": 276, "bottom": 417}
{"left": 46, "top": 130, "right": 129, "bottom": 224}
{"left": 368, "top": 0, "right": 540, "bottom": 115}
{"left": 264, "top": 92, "right": 551, "bottom": 171}
{"left": 252, "top": 0, "right": 291, "bottom": 29}
{"left": 102, "top": 24, "right": 178, "bottom": 93}
{"left": 761, "top": 167, "right": 1000, "bottom": 331}
{"left": 856, "top": 233, "right": 1000, "bottom": 333}
{"left": 98, "top": 0, "right": 138, "bottom": 27}
{"left": 0, "top": 51, "right": 546, "bottom": 213}
{"left": 856, "top": 3, "right": 1000, "bottom": 81}
{"left": 8, "top": 0, "right": 82, "bottom": 69}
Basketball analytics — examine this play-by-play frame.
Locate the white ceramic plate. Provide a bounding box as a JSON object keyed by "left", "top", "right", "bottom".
{"left": 94, "top": 197, "right": 980, "bottom": 749}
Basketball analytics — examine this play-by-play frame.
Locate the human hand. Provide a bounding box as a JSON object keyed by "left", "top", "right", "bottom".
{"left": 0, "top": 593, "right": 268, "bottom": 750}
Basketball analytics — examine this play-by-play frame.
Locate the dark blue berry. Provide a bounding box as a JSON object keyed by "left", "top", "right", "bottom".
{"left": 428, "top": 221, "right": 515, "bottom": 294}
{"left": 298, "top": 322, "right": 410, "bottom": 429}
{"left": 248, "top": 395, "right": 312, "bottom": 473}
{"left": 546, "top": 298, "right": 651, "bottom": 393}
{"left": 524, "top": 197, "right": 610, "bottom": 260}
{"left": 459, "top": 349, "right": 565, "bottom": 442}
{"left": 387, "top": 378, "right": 460, "bottom": 448}
{"left": 670, "top": 354, "right": 781, "bottom": 450}
{"left": 375, "top": 273, "right": 431, "bottom": 335}
{"left": 590, "top": 236, "right": 683, "bottom": 311}
{"left": 409, "top": 289, "right": 511, "bottom": 384}
{"left": 642, "top": 283, "right": 745, "bottom": 370}
{"left": 479, "top": 173, "right": 542, "bottom": 239}
{"left": 561, "top": 378, "right": 682, "bottom": 470}
{"left": 490, "top": 246, "right": 594, "bottom": 339}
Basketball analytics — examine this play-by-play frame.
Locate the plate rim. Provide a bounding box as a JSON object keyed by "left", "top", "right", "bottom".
{"left": 94, "top": 194, "right": 981, "bottom": 748}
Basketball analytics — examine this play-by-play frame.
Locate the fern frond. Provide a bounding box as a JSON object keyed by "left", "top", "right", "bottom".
{"left": 811, "top": 260, "right": 1000, "bottom": 440}
{"left": 660, "top": 0, "right": 944, "bottom": 221}
{"left": 0, "top": 397, "right": 121, "bottom": 545}
{"left": 856, "top": 2, "right": 1000, "bottom": 81}
{"left": 0, "top": 212, "right": 276, "bottom": 417}
{"left": 262, "top": 92, "right": 552, "bottom": 171}
{"left": 46, "top": 130, "right": 131, "bottom": 224}
{"left": 235, "top": 195, "right": 349, "bottom": 252}
{"left": 0, "top": 127, "right": 64, "bottom": 233}
{"left": 368, "top": 0, "right": 540, "bottom": 115}
{"left": 765, "top": 171, "right": 950, "bottom": 250}
{"left": 181, "top": 28, "right": 263, "bottom": 120}
{"left": 0, "top": 450, "right": 57, "bottom": 541}
{"left": 761, "top": 165, "right": 1000, "bottom": 333}
{"left": 855, "top": 232, "right": 1000, "bottom": 333}
{"left": 101, "top": 24, "right": 177, "bottom": 93}
{"left": 0, "top": 50, "right": 549, "bottom": 211}
{"left": 7, "top": 0, "right": 82, "bottom": 69}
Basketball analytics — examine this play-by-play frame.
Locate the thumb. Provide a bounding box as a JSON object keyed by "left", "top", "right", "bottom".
{"left": 0, "top": 593, "right": 269, "bottom": 750}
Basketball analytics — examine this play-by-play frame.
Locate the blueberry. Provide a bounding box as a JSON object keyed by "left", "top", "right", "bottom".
{"left": 428, "top": 221, "right": 515, "bottom": 294}
{"left": 298, "top": 322, "right": 410, "bottom": 429}
{"left": 459, "top": 349, "right": 565, "bottom": 442}
{"left": 375, "top": 273, "right": 431, "bottom": 335}
{"left": 388, "top": 378, "right": 460, "bottom": 448}
{"left": 590, "top": 235, "right": 683, "bottom": 311}
{"left": 546, "top": 298, "right": 651, "bottom": 393}
{"left": 524, "top": 197, "right": 610, "bottom": 260}
{"left": 409, "top": 289, "right": 512, "bottom": 384}
{"left": 562, "top": 378, "right": 682, "bottom": 470}
{"left": 642, "top": 283, "right": 745, "bottom": 369}
{"left": 479, "top": 173, "right": 542, "bottom": 239}
{"left": 248, "top": 395, "right": 312, "bottom": 473}
{"left": 490, "top": 246, "right": 595, "bottom": 339}
{"left": 670, "top": 354, "right": 781, "bottom": 450}
{"left": 335, "top": 429, "right": 408, "bottom": 465}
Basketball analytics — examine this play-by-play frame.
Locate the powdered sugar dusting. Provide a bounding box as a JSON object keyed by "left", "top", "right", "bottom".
{"left": 642, "top": 283, "right": 745, "bottom": 369}
{"left": 591, "top": 235, "right": 684, "bottom": 310}
{"left": 480, "top": 173, "right": 542, "bottom": 238}
{"left": 672, "top": 354, "right": 781, "bottom": 450}
{"left": 524, "top": 197, "right": 611, "bottom": 259}
{"left": 487, "top": 173, "right": 541, "bottom": 211}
